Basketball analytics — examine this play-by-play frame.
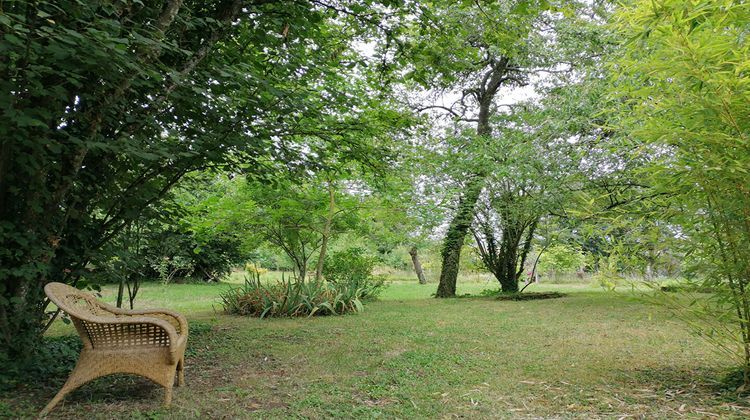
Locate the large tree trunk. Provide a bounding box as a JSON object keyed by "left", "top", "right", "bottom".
{"left": 489, "top": 220, "right": 523, "bottom": 293}
{"left": 409, "top": 246, "right": 427, "bottom": 284}
{"left": 435, "top": 101, "right": 489, "bottom": 297}
{"left": 497, "top": 246, "right": 521, "bottom": 293}
{"left": 314, "top": 182, "right": 335, "bottom": 282}
{"left": 436, "top": 179, "right": 484, "bottom": 297}
{"left": 473, "top": 214, "right": 539, "bottom": 293}
{"left": 435, "top": 58, "right": 511, "bottom": 298}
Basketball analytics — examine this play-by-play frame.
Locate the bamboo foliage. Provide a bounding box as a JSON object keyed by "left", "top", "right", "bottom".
{"left": 610, "top": 0, "right": 750, "bottom": 387}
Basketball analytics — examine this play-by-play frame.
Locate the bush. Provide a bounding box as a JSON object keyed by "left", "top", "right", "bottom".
{"left": 90, "top": 228, "right": 245, "bottom": 285}
{"left": 220, "top": 273, "right": 367, "bottom": 318}
{"left": 0, "top": 335, "right": 81, "bottom": 391}
{"left": 323, "top": 248, "right": 386, "bottom": 300}
{"left": 148, "top": 231, "right": 245, "bottom": 282}
{"left": 189, "top": 234, "right": 246, "bottom": 281}
{"left": 538, "top": 244, "right": 586, "bottom": 276}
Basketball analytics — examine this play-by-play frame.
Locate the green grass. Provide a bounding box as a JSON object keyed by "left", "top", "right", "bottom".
{"left": 6, "top": 276, "right": 750, "bottom": 418}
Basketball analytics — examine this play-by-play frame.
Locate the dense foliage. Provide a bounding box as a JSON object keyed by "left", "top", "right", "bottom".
{"left": 537, "top": 245, "right": 586, "bottom": 279}
{"left": 0, "top": 335, "right": 80, "bottom": 392}
{"left": 0, "top": 0, "right": 407, "bottom": 358}
{"left": 323, "top": 247, "right": 385, "bottom": 300}
{"left": 608, "top": 0, "right": 750, "bottom": 386}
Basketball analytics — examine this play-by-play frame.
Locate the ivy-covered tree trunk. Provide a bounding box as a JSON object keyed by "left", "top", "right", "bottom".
{"left": 409, "top": 246, "right": 427, "bottom": 284}
{"left": 436, "top": 179, "right": 484, "bottom": 297}
{"left": 435, "top": 58, "right": 511, "bottom": 298}
{"left": 494, "top": 224, "right": 526, "bottom": 293}
{"left": 497, "top": 268, "right": 520, "bottom": 292}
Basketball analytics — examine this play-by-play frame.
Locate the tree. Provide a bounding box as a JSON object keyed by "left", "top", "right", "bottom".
{"left": 468, "top": 102, "right": 582, "bottom": 292}
{"left": 413, "top": 1, "right": 549, "bottom": 297}
{"left": 195, "top": 176, "right": 361, "bottom": 281}
{"left": 252, "top": 179, "right": 360, "bottom": 281}
{"left": 409, "top": 246, "right": 428, "bottom": 284}
{"left": 314, "top": 180, "right": 337, "bottom": 282}
{"left": 466, "top": 3, "right": 617, "bottom": 293}
{"left": 0, "top": 0, "right": 408, "bottom": 359}
{"left": 398, "top": 0, "right": 602, "bottom": 297}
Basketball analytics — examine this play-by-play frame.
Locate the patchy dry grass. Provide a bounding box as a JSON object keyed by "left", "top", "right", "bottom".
{"left": 3, "top": 278, "right": 750, "bottom": 418}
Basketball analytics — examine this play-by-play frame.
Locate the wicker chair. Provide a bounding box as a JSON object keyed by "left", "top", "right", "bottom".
{"left": 40, "top": 282, "right": 189, "bottom": 417}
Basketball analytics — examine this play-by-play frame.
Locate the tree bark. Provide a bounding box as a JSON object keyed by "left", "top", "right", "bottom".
{"left": 436, "top": 179, "right": 483, "bottom": 297}
{"left": 314, "top": 182, "right": 335, "bottom": 282}
{"left": 409, "top": 246, "right": 427, "bottom": 284}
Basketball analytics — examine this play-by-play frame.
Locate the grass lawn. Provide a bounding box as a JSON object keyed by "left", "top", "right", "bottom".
{"left": 4, "top": 277, "right": 750, "bottom": 418}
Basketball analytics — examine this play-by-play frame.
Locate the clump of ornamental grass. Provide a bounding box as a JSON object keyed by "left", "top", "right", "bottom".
{"left": 220, "top": 272, "right": 375, "bottom": 318}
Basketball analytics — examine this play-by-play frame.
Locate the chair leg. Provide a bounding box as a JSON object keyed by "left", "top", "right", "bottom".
{"left": 163, "top": 360, "right": 180, "bottom": 406}
{"left": 164, "top": 382, "right": 174, "bottom": 406}
{"left": 176, "top": 357, "right": 185, "bottom": 387}
{"left": 39, "top": 383, "right": 72, "bottom": 418}
{"left": 39, "top": 363, "right": 98, "bottom": 417}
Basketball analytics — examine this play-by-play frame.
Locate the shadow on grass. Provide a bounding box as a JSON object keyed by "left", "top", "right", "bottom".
{"left": 456, "top": 290, "right": 567, "bottom": 301}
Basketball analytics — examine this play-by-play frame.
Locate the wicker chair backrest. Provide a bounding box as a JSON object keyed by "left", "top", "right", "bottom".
{"left": 44, "top": 282, "right": 172, "bottom": 349}
{"left": 45, "top": 282, "right": 111, "bottom": 320}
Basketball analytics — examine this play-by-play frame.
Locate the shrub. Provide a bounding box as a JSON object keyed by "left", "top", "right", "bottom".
{"left": 90, "top": 228, "right": 245, "bottom": 285}
{"left": 324, "top": 248, "right": 374, "bottom": 285}
{"left": 150, "top": 231, "right": 245, "bottom": 282}
{"left": 220, "top": 273, "right": 366, "bottom": 318}
{"left": 537, "top": 244, "right": 586, "bottom": 276}
{"left": 0, "top": 335, "right": 81, "bottom": 391}
{"left": 323, "top": 248, "right": 386, "bottom": 300}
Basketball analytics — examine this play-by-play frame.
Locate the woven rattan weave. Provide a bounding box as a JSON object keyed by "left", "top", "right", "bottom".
{"left": 40, "top": 282, "right": 189, "bottom": 416}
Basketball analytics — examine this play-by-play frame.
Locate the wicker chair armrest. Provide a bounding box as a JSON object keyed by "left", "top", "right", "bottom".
{"left": 101, "top": 305, "right": 188, "bottom": 336}
{"left": 137, "top": 310, "right": 188, "bottom": 337}
{"left": 101, "top": 315, "right": 175, "bottom": 329}
{"left": 87, "top": 315, "right": 180, "bottom": 353}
